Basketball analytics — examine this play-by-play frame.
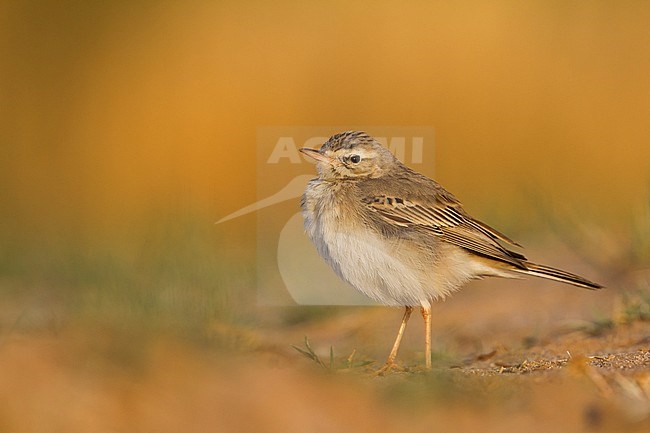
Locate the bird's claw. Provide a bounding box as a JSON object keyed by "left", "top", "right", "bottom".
{"left": 374, "top": 361, "right": 405, "bottom": 376}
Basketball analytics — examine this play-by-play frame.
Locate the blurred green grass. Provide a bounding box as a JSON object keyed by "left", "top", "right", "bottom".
{"left": 0, "top": 210, "right": 254, "bottom": 342}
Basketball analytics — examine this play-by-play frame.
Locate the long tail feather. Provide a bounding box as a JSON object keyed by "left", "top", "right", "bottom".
{"left": 512, "top": 262, "right": 603, "bottom": 290}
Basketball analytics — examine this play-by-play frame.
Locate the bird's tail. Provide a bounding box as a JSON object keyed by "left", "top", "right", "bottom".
{"left": 511, "top": 262, "right": 603, "bottom": 290}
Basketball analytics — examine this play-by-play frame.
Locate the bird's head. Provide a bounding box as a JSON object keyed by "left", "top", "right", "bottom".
{"left": 300, "top": 131, "right": 398, "bottom": 181}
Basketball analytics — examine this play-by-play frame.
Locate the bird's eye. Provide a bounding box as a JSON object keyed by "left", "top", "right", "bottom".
{"left": 350, "top": 154, "right": 361, "bottom": 164}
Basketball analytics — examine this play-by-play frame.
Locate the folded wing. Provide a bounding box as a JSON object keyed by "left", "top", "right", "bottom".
{"left": 364, "top": 195, "right": 528, "bottom": 269}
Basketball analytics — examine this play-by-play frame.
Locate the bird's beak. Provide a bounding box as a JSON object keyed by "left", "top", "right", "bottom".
{"left": 300, "top": 148, "right": 333, "bottom": 164}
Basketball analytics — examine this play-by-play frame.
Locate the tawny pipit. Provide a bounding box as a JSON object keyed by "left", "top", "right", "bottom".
{"left": 300, "top": 131, "right": 602, "bottom": 374}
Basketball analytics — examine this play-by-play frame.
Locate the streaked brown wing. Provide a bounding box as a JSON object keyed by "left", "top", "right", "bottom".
{"left": 365, "top": 195, "right": 527, "bottom": 268}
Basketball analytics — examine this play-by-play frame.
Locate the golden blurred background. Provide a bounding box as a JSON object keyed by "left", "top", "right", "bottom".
{"left": 2, "top": 1, "right": 650, "bottom": 246}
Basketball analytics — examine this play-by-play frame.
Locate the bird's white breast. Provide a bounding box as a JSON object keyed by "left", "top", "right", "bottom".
{"left": 302, "top": 181, "right": 433, "bottom": 306}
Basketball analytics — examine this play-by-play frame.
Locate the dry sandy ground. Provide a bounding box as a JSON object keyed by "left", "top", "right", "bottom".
{"left": 1, "top": 272, "right": 649, "bottom": 432}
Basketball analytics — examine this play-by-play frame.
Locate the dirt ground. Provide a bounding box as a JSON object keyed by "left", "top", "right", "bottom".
{"left": 1, "top": 267, "right": 649, "bottom": 433}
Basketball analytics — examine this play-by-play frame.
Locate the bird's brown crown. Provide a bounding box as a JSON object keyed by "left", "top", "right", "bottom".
{"left": 320, "top": 131, "right": 376, "bottom": 152}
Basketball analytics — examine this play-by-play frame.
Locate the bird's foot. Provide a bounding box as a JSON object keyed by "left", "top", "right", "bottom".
{"left": 374, "top": 361, "right": 404, "bottom": 376}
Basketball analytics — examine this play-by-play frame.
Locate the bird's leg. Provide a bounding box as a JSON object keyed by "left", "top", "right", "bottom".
{"left": 376, "top": 306, "right": 413, "bottom": 375}
{"left": 421, "top": 306, "right": 432, "bottom": 369}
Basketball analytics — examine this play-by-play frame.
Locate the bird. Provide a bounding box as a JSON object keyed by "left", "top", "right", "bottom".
{"left": 299, "top": 130, "right": 602, "bottom": 374}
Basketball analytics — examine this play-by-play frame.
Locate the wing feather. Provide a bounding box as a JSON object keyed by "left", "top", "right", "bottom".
{"left": 365, "top": 195, "right": 526, "bottom": 269}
